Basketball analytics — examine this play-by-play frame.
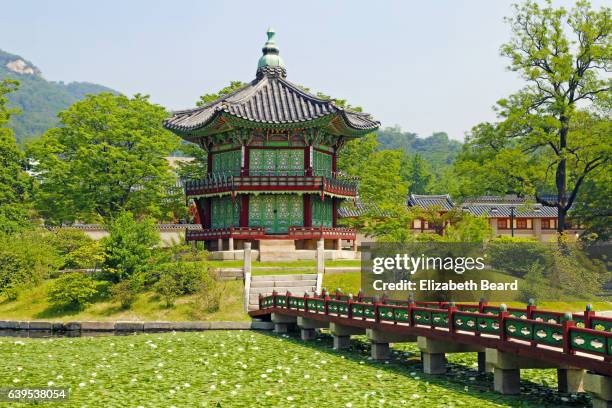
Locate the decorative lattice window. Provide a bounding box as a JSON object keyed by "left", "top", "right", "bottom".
{"left": 210, "top": 196, "right": 240, "bottom": 229}
{"left": 212, "top": 150, "right": 241, "bottom": 176}
{"left": 249, "top": 194, "right": 303, "bottom": 233}
{"left": 249, "top": 149, "right": 304, "bottom": 176}
{"left": 312, "top": 196, "right": 332, "bottom": 228}
{"left": 313, "top": 150, "right": 332, "bottom": 177}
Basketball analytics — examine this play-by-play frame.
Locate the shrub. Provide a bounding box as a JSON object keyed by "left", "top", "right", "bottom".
{"left": 47, "top": 272, "right": 98, "bottom": 309}
{"left": 193, "top": 276, "right": 226, "bottom": 314}
{"left": 155, "top": 273, "right": 181, "bottom": 308}
{"left": 102, "top": 212, "right": 159, "bottom": 282}
{"left": 47, "top": 229, "right": 105, "bottom": 269}
{"left": 110, "top": 278, "right": 141, "bottom": 309}
{"left": 485, "top": 236, "right": 552, "bottom": 277}
{"left": 0, "top": 230, "right": 61, "bottom": 300}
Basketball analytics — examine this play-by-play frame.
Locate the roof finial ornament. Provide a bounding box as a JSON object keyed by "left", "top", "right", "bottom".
{"left": 256, "top": 28, "right": 287, "bottom": 79}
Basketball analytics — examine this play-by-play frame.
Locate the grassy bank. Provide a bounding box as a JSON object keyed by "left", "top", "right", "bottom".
{"left": 0, "top": 331, "right": 589, "bottom": 407}
{"left": 0, "top": 280, "right": 247, "bottom": 322}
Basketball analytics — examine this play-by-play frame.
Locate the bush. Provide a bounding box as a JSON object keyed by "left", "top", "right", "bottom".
{"left": 155, "top": 273, "right": 181, "bottom": 308}
{"left": 193, "top": 276, "right": 226, "bottom": 314}
{"left": 102, "top": 212, "right": 159, "bottom": 282}
{"left": 110, "top": 279, "right": 141, "bottom": 309}
{"left": 0, "top": 230, "right": 61, "bottom": 300}
{"left": 47, "top": 229, "right": 105, "bottom": 269}
{"left": 486, "top": 236, "right": 552, "bottom": 278}
{"left": 47, "top": 272, "right": 98, "bottom": 309}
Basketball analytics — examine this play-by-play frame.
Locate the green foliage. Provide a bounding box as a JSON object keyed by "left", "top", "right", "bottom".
{"left": 110, "top": 278, "right": 140, "bottom": 309}
{"left": 518, "top": 262, "right": 550, "bottom": 303}
{"left": 401, "top": 154, "right": 433, "bottom": 194}
{"left": 102, "top": 212, "right": 160, "bottom": 282}
{"left": 46, "top": 229, "right": 104, "bottom": 269}
{"left": 196, "top": 81, "right": 246, "bottom": 106}
{"left": 337, "top": 133, "right": 378, "bottom": 177}
{"left": 0, "top": 79, "right": 32, "bottom": 234}
{"left": 47, "top": 272, "right": 98, "bottom": 309}
{"left": 454, "top": 1, "right": 611, "bottom": 234}
{"left": 358, "top": 150, "right": 409, "bottom": 207}
{"left": 0, "top": 230, "right": 60, "bottom": 300}
{"left": 28, "top": 93, "right": 181, "bottom": 224}
{"left": 444, "top": 213, "right": 492, "bottom": 242}
{"left": 486, "top": 236, "right": 551, "bottom": 278}
{"left": 0, "top": 49, "right": 116, "bottom": 143}
{"left": 176, "top": 143, "right": 207, "bottom": 180}
{"left": 155, "top": 273, "right": 181, "bottom": 308}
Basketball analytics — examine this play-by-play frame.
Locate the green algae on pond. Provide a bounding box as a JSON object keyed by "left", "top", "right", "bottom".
{"left": 0, "top": 331, "right": 590, "bottom": 407}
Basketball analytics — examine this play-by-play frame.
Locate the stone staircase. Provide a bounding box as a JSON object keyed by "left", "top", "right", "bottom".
{"left": 248, "top": 274, "right": 318, "bottom": 311}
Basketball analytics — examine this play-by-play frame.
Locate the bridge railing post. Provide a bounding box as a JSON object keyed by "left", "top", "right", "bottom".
{"left": 584, "top": 304, "right": 595, "bottom": 329}
{"left": 478, "top": 297, "right": 487, "bottom": 313}
{"left": 357, "top": 289, "right": 363, "bottom": 303}
{"left": 499, "top": 304, "right": 509, "bottom": 341}
{"left": 272, "top": 290, "right": 278, "bottom": 308}
{"left": 324, "top": 290, "right": 330, "bottom": 315}
{"left": 526, "top": 298, "right": 536, "bottom": 319}
{"left": 562, "top": 313, "right": 576, "bottom": 355}
{"left": 258, "top": 293, "right": 263, "bottom": 310}
{"left": 304, "top": 292, "right": 309, "bottom": 313}
{"left": 335, "top": 288, "right": 341, "bottom": 300}
{"left": 286, "top": 291, "right": 291, "bottom": 309}
{"left": 373, "top": 296, "right": 380, "bottom": 323}
{"left": 448, "top": 302, "right": 457, "bottom": 333}
{"left": 347, "top": 294, "right": 353, "bottom": 319}
{"left": 408, "top": 297, "right": 415, "bottom": 327}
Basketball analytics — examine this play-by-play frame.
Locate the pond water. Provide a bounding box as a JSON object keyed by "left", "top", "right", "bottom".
{"left": 0, "top": 329, "right": 149, "bottom": 338}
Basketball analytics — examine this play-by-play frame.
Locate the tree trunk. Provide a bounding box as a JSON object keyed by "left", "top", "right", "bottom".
{"left": 555, "top": 119, "right": 569, "bottom": 234}
{"left": 557, "top": 207, "right": 566, "bottom": 234}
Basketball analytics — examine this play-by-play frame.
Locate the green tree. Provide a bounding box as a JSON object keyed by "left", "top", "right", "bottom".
{"left": 102, "top": 212, "right": 159, "bottom": 282}
{"left": 455, "top": 1, "right": 611, "bottom": 234}
{"left": 402, "top": 153, "right": 433, "bottom": 194}
{"left": 337, "top": 133, "right": 378, "bottom": 177}
{"left": 197, "top": 81, "right": 246, "bottom": 106}
{"left": 29, "top": 93, "right": 181, "bottom": 224}
{"left": 0, "top": 79, "right": 32, "bottom": 234}
{"left": 358, "top": 150, "right": 409, "bottom": 208}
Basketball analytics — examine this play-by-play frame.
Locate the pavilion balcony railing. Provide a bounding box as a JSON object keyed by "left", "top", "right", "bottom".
{"left": 184, "top": 170, "right": 358, "bottom": 197}
{"left": 185, "top": 226, "right": 267, "bottom": 241}
{"left": 288, "top": 226, "right": 356, "bottom": 240}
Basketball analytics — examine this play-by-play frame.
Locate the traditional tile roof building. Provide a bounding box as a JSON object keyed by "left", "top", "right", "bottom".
{"left": 164, "top": 29, "right": 379, "bottom": 253}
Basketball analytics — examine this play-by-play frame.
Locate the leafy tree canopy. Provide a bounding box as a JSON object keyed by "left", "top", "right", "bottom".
{"left": 0, "top": 79, "right": 32, "bottom": 234}
{"left": 28, "top": 93, "right": 181, "bottom": 224}
{"left": 454, "top": 0, "right": 611, "bottom": 234}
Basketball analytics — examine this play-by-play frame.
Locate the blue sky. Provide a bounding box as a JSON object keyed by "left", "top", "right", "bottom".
{"left": 2, "top": 0, "right": 601, "bottom": 140}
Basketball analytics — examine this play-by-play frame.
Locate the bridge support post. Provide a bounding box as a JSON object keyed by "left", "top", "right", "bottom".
{"left": 366, "top": 329, "right": 416, "bottom": 361}
{"left": 477, "top": 351, "right": 487, "bottom": 373}
{"left": 417, "top": 336, "right": 483, "bottom": 375}
{"left": 271, "top": 313, "right": 296, "bottom": 334}
{"left": 494, "top": 369, "right": 521, "bottom": 395}
{"left": 300, "top": 328, "right": 317, "bottom": 340}
{"left": 330, "top": 322, "right": 365, "bottom": 351}
{"left": 557, "top": 368, "right": 585, "bottom": 393}
{"left": 584, "top": 372, "right": 612, "bottom": 408}
{"left": 371, "top": 342, "right": 390, "bottom": 360}
{"left": 228, "top": 237, "right": 234, "bottom": 251}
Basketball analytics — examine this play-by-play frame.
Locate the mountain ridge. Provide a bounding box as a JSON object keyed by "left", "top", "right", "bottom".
{"left": 0, "top": 48, "right": 118, "bottom": 143}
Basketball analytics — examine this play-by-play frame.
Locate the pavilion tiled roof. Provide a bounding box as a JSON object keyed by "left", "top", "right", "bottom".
{"left": 164, "top": 77, "right": 378, "bottom": 134}
{"left": 459, "top": 196, "right": 558, "bottom": 217}
{"left": 407, "top": 194, "right": 455, "bottom": 211}
{"left": 164, "top": 29, "right": 379, "bottom": 138}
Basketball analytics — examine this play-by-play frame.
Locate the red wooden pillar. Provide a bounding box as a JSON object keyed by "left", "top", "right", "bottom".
{"left": 332, "top": 150, "right": 337, "bottom": 173}
{"left": 207, "top": 151, "right": 213, "bottom": 175}
{"left": 303, "top": 194, "right": 312, "bottom": 227}
{"left": 203, "top": 198, "right": 212, "bottom": 229}
{"left": 240, "top": 195, "right": 249, "bottom": 227}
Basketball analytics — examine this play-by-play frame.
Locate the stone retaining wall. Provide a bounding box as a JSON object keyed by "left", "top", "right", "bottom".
{"left": 0, "top": 320, "right": 273, "bottom": 332}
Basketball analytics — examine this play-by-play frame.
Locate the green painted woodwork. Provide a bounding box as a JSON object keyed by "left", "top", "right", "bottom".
{"left": 570, "top": 330, "right": 609, "bottom": 354}
{"left": 432, "top": 311, "right": 449, "bottom": 327}
{"left": 307, "top": 298, "right": 325, "bottom": 313}
{"left": 210, "top": 196, "right": 240, "bottom": 229}
{"left": 311, "top": 197, "right": 332, "bottom": 227}
{"left": 591, "top": 318, "right": 612, "bottom": 332}
{"left": 454, "top": 314, "right": 477, "bottom": 331}
{"left": 249, "top": 149, "right": 304, "bottom": 176}
{"left": 249, "top": 194, "right": 303, "bottom": 233}
{"left": 328, "top": 300, "right": 349, "bottom": 316}
{"left": 313, "top": 150, "right": 332, "bottom": 177}
{"left": 352, "top": 304, "right": 375, "bottom": 319}
{"left": 533, "top": 323, "right": 564, "bottom": 346}
{"left": 262, "top": 296, "right": 274, "bottom": 308}
{"left": 212, "top": 150, "right": 241, "bottom": 176}
{"left": 413, "top": 310, "right": 432, "bottom": 325}
{"left": 505, "top": 319, "right": 533, "bottom": 340}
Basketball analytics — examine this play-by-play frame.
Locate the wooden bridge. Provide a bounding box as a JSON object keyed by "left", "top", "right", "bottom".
{"left": 249, "top": 290, "right": 612, "bottom": 407}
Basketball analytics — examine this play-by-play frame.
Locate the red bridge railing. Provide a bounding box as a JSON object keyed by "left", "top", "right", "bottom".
{"left": 255, "top": 290, "right": 612, "bottom": 374}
